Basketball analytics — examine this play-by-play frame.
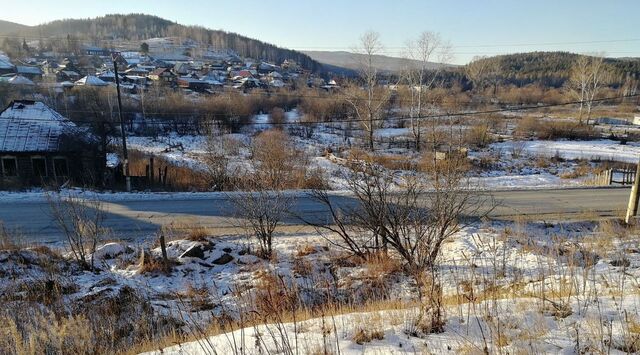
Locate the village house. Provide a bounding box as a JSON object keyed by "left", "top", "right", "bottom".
{"left": 176, "top": 77, "right": 210, "bottom": 92}
{"left": 0, "top": 57, "right": 16, "bottom": 75}
{"left": 16, "top": 66, "right": 43, "bottom": 81}
{"left": 0, "top": 100, "right": 105, "bottom": 188}
{"left": 148, "top": 67, "right": 176, "bottom": 83}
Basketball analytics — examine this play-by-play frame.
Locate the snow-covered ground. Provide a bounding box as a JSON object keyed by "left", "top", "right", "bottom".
{"left": 492, "top": 139, "right": 640, "bottom": 163}
{"left": 3, "top": 218, "right": 639, "bottom": 354}
{"left": 113, "top": 115, "right": 640, "bottom": 192}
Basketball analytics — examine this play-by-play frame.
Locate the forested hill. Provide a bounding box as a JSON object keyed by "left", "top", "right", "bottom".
{"left": 469, "top": 52, "right": 640, "bottom": 88}
{"left": 0, "top": 14, "right": 323, "bottom": 72}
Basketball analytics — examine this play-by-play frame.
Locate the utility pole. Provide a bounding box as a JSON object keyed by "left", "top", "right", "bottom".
{"left": 112, "top": 52, "right": 131, "bottom": 192}
{"left": 625, "top": 157, "right": 640, "bottom": 224}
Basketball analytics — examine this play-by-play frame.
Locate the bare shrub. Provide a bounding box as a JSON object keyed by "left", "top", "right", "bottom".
{"left": 47, "top": 193, "right": 105, "bottom": 270}
{"left": 465, "top": 122, "right": 494, "bottom": 148}
{"left": 251, "top": 129, "right": 306, "bottom": 190}
{"left": 230, "top": 186, "right": 292, "bottom": 259}
{"left": 352, "top": 327, "right": 384, "bottom": 344}
{"left": 269, "top": 107, "right": 286, "bottom": 126}
{"left": 201, "top": 123, "right": 232, "bottom": 191}
{"left": 515, "top": 117, "right": 598, "bottom": 140}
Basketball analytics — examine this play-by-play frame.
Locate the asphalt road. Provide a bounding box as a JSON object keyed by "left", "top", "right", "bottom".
{"left": 0, "top": 187, "right": 631, "bottom": 244}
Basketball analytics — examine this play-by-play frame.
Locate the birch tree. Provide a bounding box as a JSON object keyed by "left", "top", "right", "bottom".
{"left": 404, "top": 31, "right": 452, "bottom": 151}
{"left": 569, "top": 53, "right": 609, "bottom": 124}
{"left": 345, "top": 31, "right": 391, "bottom": 151}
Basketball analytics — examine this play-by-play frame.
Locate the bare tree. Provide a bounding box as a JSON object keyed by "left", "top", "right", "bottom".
{"left": 202, "top": 122, "right": 232, "bottom": 191}
{"left": 305, "top": 152, "right": 492, "bottom": 332}
{"left": 404, "top": 31, "right": 452, "bottom": 151}
{"left": 569, "top": 53, "right": 610, "bottom": 124}
{"left": 466, "top": 56, "right": 501, "bottom": 97}
{"left": 345, "top": 31, "right": 392, "bottom": 151}
{"left": 48, "top": 193, "right": 105, "bottom": 270}
{"left": 251, "top": 129, "right": 306, "bottom": 190}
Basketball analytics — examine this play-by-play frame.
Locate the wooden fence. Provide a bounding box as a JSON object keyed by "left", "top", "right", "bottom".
{"left": 594, "top": 168, "right": 636, "bottom": 186}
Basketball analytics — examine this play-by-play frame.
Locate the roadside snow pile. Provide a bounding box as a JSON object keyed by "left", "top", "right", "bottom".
{"left": 492, "top": 139, "right": 640, "bottom": 163}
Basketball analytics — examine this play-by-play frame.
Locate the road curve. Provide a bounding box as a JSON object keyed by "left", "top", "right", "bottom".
{"left": 0, "top": 187, "right": 630, "bottom": 244}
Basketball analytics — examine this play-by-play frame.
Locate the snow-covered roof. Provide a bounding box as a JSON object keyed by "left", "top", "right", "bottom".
{"left": 0, "top": 58, "right": 14, "bottom": 70}
{"left": 97, "top": 71, "right": 116, "bottom": 78}
{"left": 7, "top": 75, "right": 35, "bottom": 86}
{"left": 75, "top": 75, "right": 108, "bottom": 86}
{"left": 269, "top": 79, "right": 285, "bottom": 88}
{"left": 16, "top": 66, "right": 42, "bottom": 75}
{"left": 0, "top": 101, "right": 78, "bottom": 152}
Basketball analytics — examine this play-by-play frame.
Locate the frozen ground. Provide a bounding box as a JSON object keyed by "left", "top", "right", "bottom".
{"left": 2, "top": 219, "right": 638, "bottom": 354}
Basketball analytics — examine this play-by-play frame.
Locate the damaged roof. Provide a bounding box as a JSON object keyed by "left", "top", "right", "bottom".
{"left": 0, "top": 100, "right": 80, "bottom": 152}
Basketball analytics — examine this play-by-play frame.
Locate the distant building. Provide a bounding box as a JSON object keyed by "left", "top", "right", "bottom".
{"left": 0, "top": 100, "right": 104, "bottom": 188}
{"left": 148, "top": 67, "right": 176, "bottom": 83}
{"left": 16, "top": 66, "right": 43, "bottom": 80}
{"left": 0, "top": 57, "right": 16, "bottom": 75}
{"left": 84, "top": 46, "right": 110, "bottom": 56}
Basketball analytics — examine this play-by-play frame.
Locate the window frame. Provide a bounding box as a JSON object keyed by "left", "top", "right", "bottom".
{"left": 31, "top": 156, "right": 47, "bottom": 178}
{"left": 1, "top": 156, "right": 18, "bottom": 177}
{"left": 53, "top": 156, "right": 69, "bottom": 178}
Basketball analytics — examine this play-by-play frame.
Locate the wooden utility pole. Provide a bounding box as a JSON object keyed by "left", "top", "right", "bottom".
{"left": 112, "top": 52, "right": 131, "bottom": 192}
{"left": 625, "top": 158, "right": 640, "bottom": 224}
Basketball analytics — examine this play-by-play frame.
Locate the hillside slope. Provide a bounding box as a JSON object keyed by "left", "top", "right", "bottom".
{"left": 469, "top": 51, "right": 640, "bottom": 87}
{"left": 0, "top": 20, "right": 28, "bottom": 34}
{"left": 303, "top": 50, "right": 449, "bottom": 73}
{"left": 0, "top": 14, "right": 322, "bottom": 72}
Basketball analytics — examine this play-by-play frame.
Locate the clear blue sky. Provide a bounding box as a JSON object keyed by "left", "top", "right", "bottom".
{"left": 3, "top": 0, "right": 639, "bottom": 64}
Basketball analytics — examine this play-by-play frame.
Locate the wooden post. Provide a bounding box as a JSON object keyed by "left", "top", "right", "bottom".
{"left": 159, "top": 233, "right": 168, "bottom": 263}
{"left": 608, "top": 169, "right": 613, "bottom": 185}
{"left": 625, "top": 159, "right": 640, "bottom": 224}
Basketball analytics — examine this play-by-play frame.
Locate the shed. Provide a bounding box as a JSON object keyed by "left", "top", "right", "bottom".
{"left": 0, "top": 100, "right": 104, "bottom": 187}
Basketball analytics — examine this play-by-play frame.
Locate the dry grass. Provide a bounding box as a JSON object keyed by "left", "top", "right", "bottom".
{"left": 559, "top": 162, "right": 593, "bottom": 179}
{"left": 158, "top": 219, "right": 212, "bottom": 243}
{"left": 352, "top": 328, "right": 384, "bottom": 344}
{"left": 348, "top": 148, "right": 419, "bottom": 171}
{"left": 128, "top": 149, "right": 210, "bottom": 191}
{"left": 138, "top": 255, "right": 174, "bottom": 275}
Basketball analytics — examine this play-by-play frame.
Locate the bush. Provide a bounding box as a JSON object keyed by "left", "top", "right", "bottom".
{"left": 465, "top": 123, "right": 494, "bottom": 148}
{"left": 269, "top": 107, "right": 286, "bottom": 126}
{"left": 515, "top": 117, "right": 598, "bottom": 140}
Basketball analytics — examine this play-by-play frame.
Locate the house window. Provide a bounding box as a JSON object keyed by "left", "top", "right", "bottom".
{"left": 1, "top": 157, "right": 18, "bottom": 177}
{"left": 31, "top": 157, "right": 47, "bottom": 177}
{"left": 53, "top": 157, "right": 69, "bottom": 177}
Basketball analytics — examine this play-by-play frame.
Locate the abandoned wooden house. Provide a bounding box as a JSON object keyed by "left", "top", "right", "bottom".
{"left": 0, "top": 100, "right": 105, "bottom": 188}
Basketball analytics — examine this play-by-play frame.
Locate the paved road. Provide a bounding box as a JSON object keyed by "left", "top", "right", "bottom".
{"left": 0, "top": 187, "right": 631, "bottom": 244}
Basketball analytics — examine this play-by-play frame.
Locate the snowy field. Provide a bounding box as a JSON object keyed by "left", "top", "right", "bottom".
{"left": 3, "top": 219, "right": 637, "bottom": 354}
{"left": 117, "top": 113, "right": 640, "bottom": 192}
{"left": 492, "top": 139, "right": 640, "bottom": 164}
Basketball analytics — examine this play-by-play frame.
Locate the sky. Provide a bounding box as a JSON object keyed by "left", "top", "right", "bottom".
{"left": 2, "top": 0, "right": 640, "bottom": 64}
